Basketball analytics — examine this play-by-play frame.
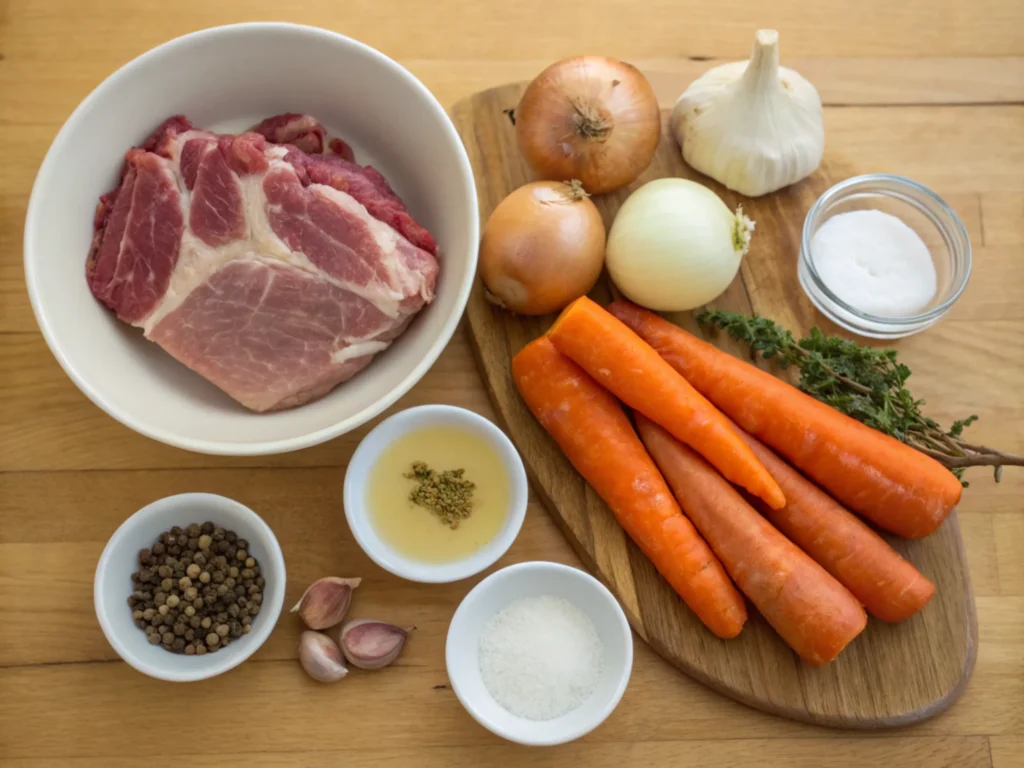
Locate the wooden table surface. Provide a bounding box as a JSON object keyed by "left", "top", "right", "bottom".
{"left": 1, "top": 2, "right": 1022, "bottom": 766}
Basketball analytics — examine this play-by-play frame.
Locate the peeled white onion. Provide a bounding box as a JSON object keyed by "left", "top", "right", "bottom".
{"left": 605, "top": 178, "right": 755, "bottom": 312}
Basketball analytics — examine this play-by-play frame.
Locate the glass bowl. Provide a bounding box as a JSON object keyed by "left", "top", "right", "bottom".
{"left": 799, "top": 174, "right": 971, "bottom": 339}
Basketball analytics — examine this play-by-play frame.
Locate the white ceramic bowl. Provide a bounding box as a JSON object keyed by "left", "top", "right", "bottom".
{"left": 94, "top": 493, "right": 286, "bottom": 681}
{"left": 343, "top": 405, "right": 528, "bottom": 583}
{"left": 25, "top": 23, "right": 478, "bottom": 455}
{"left": 445, "top": 561, "right": 633, "bottom": 746}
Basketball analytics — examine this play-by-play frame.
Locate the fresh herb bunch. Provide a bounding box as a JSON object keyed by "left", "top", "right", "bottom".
{"left": 697, "top": 310, "right": 1023, "bottom": 485}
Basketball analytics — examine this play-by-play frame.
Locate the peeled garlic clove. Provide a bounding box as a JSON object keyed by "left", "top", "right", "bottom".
{"left": 298, "top": 630, "right": 349, "bottom": 683}
{"left": 339, "top": 619, "right": 413, "bottom": 670}
{"left": 291, "top": 577, "right": 361, "bottom": 630}
{"left": 670, "top": 29, "right": 824, "bottom": 197}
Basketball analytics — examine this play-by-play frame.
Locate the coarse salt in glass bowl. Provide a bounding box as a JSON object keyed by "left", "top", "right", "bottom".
{"left": 799, "top": 174, "right": 972, "bottom": 339}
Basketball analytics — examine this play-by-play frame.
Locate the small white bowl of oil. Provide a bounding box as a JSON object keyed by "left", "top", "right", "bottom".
{"left": 343, "top": 405, "right": 529, "bottom": 582}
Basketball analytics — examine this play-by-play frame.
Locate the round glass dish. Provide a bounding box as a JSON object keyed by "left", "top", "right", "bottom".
{"left": 799, "top": 174, "right": 971, "bottom": 339}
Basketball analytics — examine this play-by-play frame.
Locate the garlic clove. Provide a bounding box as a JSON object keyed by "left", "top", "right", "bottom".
{"left": 670, "top": 29, "right": 824, "bottom": 198}
{"left": 338, "top": 619, "right": 413, "bottom": 670}
{"left": 298, "top": 630, "right": 349, "bottom": 683}
{"left": 291, "top": 577, "right": 361, "bottom": 630}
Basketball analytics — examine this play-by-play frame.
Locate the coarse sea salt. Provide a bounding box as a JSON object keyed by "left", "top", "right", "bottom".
{"left": 478, "top": 594, "right": 604, "bottom": 721}
{"left": 811, "top": 209, "right": 937, "bottom": 318}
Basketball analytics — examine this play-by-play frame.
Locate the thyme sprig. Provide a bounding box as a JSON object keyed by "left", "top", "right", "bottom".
{"left": 697, "top": 310, "right": 1024, "bottom": 485}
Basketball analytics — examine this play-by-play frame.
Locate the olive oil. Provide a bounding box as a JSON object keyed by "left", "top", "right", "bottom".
{"left": 367, "top": 425, "right": 510, "bottom": 563}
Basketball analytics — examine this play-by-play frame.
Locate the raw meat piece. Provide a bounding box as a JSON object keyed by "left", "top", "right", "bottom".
{"left": 249, "top": 113, "right": 356, "bottom": 162}
{"left": 250, "top": 113, "right": 326, "bottom": 155}
{"left": 86, "top": 114, "right": 439, "bottom": 412}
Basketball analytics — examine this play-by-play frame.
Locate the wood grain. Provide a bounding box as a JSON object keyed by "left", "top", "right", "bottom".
{"left": 456, "top": 81, "right": 979, "bottom": 728}
{"left": 1, "top": 0, "right": 1023, "bottom": 764}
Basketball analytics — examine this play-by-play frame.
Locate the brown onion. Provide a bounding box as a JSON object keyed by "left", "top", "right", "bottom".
{"left": 479, "top": 181, "right": 606, "bottom": 316}
{"left": 515, "top": 56, "right": 661, "bottom": 194}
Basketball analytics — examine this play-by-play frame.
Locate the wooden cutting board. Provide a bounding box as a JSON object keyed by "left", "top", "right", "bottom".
{"left": 451, "top": 81, "right": 978, "bottom": 729}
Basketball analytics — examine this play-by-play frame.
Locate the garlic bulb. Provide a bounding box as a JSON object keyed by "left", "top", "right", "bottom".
{"left": 670, "top": 29, "right": 824, "bottom": 197}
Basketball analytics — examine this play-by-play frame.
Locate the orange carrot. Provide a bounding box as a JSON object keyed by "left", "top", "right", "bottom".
{"left": 636, "top": 415, "right": 867, "bottom": 665}
{"left": 547, "top": 297, "right": 785, "bottom": 510}
{"left": 732, "top": 424, "right": 935, "bottom": 622}
{"left": 512, "top": 336, "right": 747, "bottom": 639}
{"left": 608, "top": 300, "right": 963, "bottom": 539}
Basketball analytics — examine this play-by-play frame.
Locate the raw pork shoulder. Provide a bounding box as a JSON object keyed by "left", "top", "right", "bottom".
{"left": 86, "top": 114, "right": 439, "bottom": 412}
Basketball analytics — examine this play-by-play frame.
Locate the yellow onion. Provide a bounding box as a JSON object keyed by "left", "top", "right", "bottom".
{"left": 480, "top": 180, "right": 606, "bottom": 316}
{"left": 515, "top": 56, "right": 661, "bottom": 194}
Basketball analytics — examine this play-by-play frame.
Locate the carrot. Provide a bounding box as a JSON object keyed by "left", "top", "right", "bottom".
{"left": 608, "top": 300, "right": 963, "bottom": 539}
{"left": 512, "top": 336, "right": 747, "bottom": 639}
{"left": 547, "top": 297, "right": 786, "bottom": 510}
{"left": 636, "top": 415, "right": 867, "bottom": 665}
{"left": 732, "top": 424, "right": 935, "bottom": 622}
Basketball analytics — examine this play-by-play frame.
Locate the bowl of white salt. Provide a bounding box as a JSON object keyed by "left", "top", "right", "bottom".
{"left": 445, "top": 561, "right": 633, "bottom": 746}
{"left": 799, "top": 174, "right": 971, "bottom": 339}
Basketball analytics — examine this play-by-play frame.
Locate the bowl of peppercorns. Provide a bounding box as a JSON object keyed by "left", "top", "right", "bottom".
{"left": 94, "top": 493, "right": 286, "bottom": 681}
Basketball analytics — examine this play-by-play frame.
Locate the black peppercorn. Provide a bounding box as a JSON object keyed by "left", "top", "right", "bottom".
{"left": 131, "top": 523, "right": 263, "bottom": 655}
